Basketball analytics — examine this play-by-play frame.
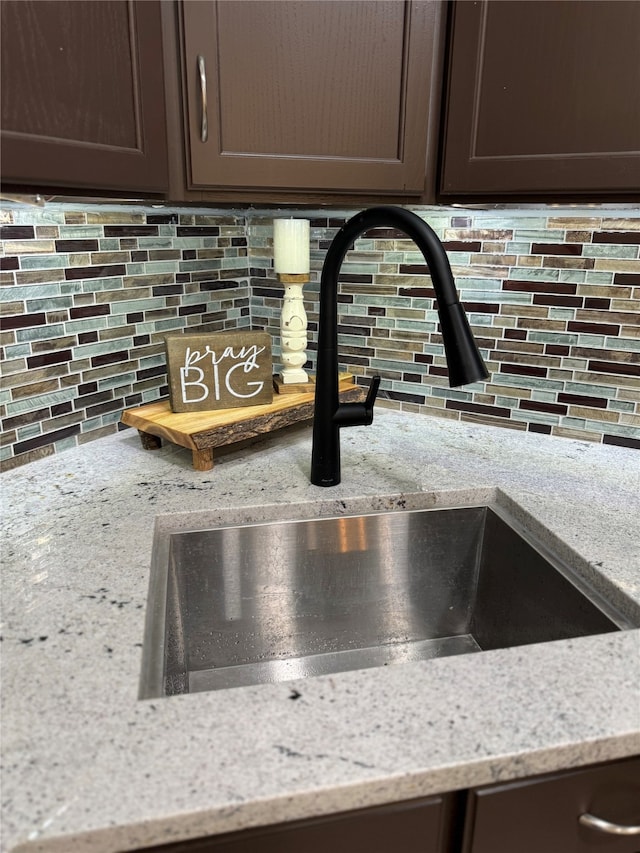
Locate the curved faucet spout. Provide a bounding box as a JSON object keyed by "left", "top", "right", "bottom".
{"left": 310, "top": 206, "right": 489, "bottom": 487}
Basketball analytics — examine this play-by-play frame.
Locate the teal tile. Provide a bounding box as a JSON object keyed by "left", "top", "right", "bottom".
{"left": 20, "top": 254, "right": 70, "bottom": 269}
{"left": 80, "top": 416, "right": 104, "bottom": 432}
{"left": 582, "top": 244, "right": 639, "bottom": 258}
{"left": 65, "top": 318, "right": 109, "bottom": 334}
{"left": 608, "top": 336, "right": 640, "bottom": 351}
{"left": 6, "top": 387, "right": 75, "bottom": 416}
{"left": 558, "top": 270, "right": 587, "bottom": 283}
{"left": 481, "top": 218, "right": 548, "bottom": 231}
{"left": 82, "top": 277, "right": 124, "bottom": 292}
{"left": 549, "top": 308, "right": 575, "bottom": 320}
{"left": 138, "top": 236, "right": 175, "bottom": 249}
{"left": 98, "top": 372, "right": 136, "bottom": 390}
{"left": 73, "top": 338, "right": 133, "bottom": 358}
{"left": 99, "top": 238, "right": 120, "bottom": 251}
{"left": 2, "top": 283, "right": 61, "bottom": 301}
{"left": 508, "top": 268, "right": 560, "bottom": 281}
{"left": 564, "top": 381, "right": 616, "bottom": 397}
{"left": 432, "top": 387, "right": 472, "bottom": 401}
{"left": 585, "top": 271, "right": 614, "bottom": 284}
{"left": 575, "top": 334, "right": 606, "bottom": 347}
{"left": 26, "top": 296, "right": 73, "bottom": 311}
{"left": 531, "top": 390, "right": 558, "bottom": 402}
{"left": 155, "top": 318, "right": 186, "bottom": 332}
{"left": 108, "top": 297, "right": 163, "bottom": 314}
{"left": 513, "top": 410, "right": 561, "bottom": 425}
{"left": 55, "top": 436, "right": 79, "bottom": 452}
{"left": 529, "top": 331, "right": 579, "bottom": 345}
{"left": 179, "top": 260, "right": 222, "bottom": 272}
{"left": 467, "top": 313, "right": 495, "bottom": 326}
{"left": 454, "top": 277, "right": 504, "bottom": 291}
{"left": 609, "top": 400, "right": 635, "bottom": 412}
{"left": 586, "top": 421, "right": 639, "bottom": 438}
{"left": 17, "top": 424, "right": 42, "bottom": 440}
{"left": 126, "top": 263, "right": 146, "bottom": 276}
{"left": 3, "top": 343, "right": 31, "bottom": 359}
{"left": 58, "top": 225, "right": 103, "bottom": 238}
{"left": 60, "top": 281, "right": 83, "bottom": 295}
{"left": 137, "top": 354, "right": 165, "bottom": 369}
{"left": 491, "top": 373, "right": 564, "bottom": 391}
{"left": 16, "top": 323, "right": 66, "bottom": 342}
{"left": 496, "top": 395, "right": 520, "bottom": 407}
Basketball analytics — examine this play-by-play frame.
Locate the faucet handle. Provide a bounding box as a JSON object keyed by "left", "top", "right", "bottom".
{"left": 365, "top": 375, "right": 381, "bottom": 418}
{"left": 333, "top": 375, "right": 382, "bottom": 428}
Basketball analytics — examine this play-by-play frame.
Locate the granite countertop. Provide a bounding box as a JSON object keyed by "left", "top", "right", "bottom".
{"left": 2, "top": 410, "right": 639, "bottom": 853}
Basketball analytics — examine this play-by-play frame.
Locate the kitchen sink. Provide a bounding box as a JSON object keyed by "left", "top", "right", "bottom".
{"left": 139, "top": 505, "right": 632, "bottom": 698}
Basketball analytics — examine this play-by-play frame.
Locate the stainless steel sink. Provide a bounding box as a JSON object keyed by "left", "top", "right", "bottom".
{"left": 139, "top": 505, "right": 632, "bottom": 698}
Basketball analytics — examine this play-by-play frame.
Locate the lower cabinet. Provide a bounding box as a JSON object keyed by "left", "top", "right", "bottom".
{"left": 462, "top": 756, "right": 640, "bottom": 853}
{"left": 143, "top": 795, "right": 457, "bottom": 852}
{"left": 141, "top": 757, "right": 640, "bottom": 852}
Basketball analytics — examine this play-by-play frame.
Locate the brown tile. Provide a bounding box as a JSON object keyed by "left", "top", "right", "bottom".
{"left": 0, "top": 225, "right": 34, "bottom": 239}
{"left": 504, "top": 279, "right": 577, "bottom": 294}
{"left": 547, "top": 217, "right": 602, "bottom": 230}
{"left": 568, "top": 406, "right": 619, "bottom": 422}
{"left": 27, "top": 350, "right": 73, "bottom": 368}
{"left": 568, "top": 321, "right": 621, "bottom": 335}
{"left": 15, "top": 268, "right": 64, "bottom": 285}
{"left": 519, "top": 399, "right": 567, "bottom": 415}
{"left": 65, "top": 264, "right": 126, "bottom": 281}
{"left": 499, "top": 363, "right": 547, "bottom": 377}
{"left": 31, "top": 335, "right": 75, "bottom": 354}
{"left": 587, "top": 359, "right": 640, "bottom": 377}
{"left": 0, "top": 312, "right": 46, "bottom": 330}
{"left": 532, "top": 243, "right": 582, "bottom": 255}
{"left": 0, "top": 444, "right": 55, "bottom": 471}
{"left": 603, "top": 433, "right": 640, "bottom": 449}
{"left": 593, "top": 231, "right": 640, "bottom": 244}
{"left": 87, "top": 212, "right": 145, "bottom": 224}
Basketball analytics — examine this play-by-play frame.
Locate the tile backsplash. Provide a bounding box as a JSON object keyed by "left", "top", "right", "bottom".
{"left": 1, "top": 202, "right": 639, "bottom": 469}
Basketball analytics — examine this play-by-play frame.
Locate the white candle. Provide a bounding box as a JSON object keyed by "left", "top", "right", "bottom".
{"left": 273, "top": 218, "right": 310, "bottom": 274}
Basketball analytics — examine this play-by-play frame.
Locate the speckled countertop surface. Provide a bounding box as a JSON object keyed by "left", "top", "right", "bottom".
{"left": 2, "top": 410, "right": 640, "bottom": 853}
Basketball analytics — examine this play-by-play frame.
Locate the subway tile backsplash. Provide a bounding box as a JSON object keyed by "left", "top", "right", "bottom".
{"left": 1, "top": 202, "right": 638, "bottom": 469}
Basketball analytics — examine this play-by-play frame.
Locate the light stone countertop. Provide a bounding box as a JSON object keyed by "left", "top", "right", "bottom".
{"left": 1, "top": 410, "right": 639, "bottom": 852}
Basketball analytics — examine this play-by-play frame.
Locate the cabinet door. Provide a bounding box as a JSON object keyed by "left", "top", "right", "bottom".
{"left": 0, "top": 0, "right": 168, "bottom": 194}
{"left": 140, "top": 795, "right": 456, "bottom": 852}
{"left": 180, "top": 0, "right": 443, "bottom": 195}
{"left": 463, "top": 757, "right": 640, "bottom": 853}
{"left": 441, "top": 0, "right": 640, "bottom": 198}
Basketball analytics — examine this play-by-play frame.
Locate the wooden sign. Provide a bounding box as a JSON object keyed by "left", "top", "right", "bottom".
{"left": 165, "top": 331, "right": 273, "bottom": 413}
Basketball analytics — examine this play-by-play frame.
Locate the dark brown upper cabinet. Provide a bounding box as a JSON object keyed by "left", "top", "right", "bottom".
{"left": 178, "top": 1, "right": 445, "bottom": 199}
{"left": 440, "top": 0, "right": 640, "bottom": 199}
{"left": 1, "top": 0, "right": 168, "bottom": 195}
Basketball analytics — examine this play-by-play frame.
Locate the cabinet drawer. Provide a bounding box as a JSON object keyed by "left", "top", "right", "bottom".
{"left": 464, "top": 757, "right": 640, "bottom": 853}
{"left": 143, "top": 795, "right": 455, "bottom": 853}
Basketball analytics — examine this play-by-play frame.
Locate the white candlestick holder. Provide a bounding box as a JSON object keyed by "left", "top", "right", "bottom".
{"left": 274, "top": 272, "right": 313, "bottom": 394}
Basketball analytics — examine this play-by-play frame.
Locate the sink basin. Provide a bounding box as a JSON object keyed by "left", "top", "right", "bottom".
{"left": 139, "top": 505, "right": 632, "bottom": 698}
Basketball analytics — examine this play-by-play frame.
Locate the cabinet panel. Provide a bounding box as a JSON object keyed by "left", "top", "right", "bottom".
{"left": 181, "top": 0, "right": 444, "bottom": 195}
{"left": 0, "top": 0, "right": 168, "bottom": 193}
{"left": 441, "top": 1, "right": 640, "bottom": 197}
{"left": 141, "top": 795, "right": 456, "bottom": 853}
{"left": 463, "top": 757, "right": 640, "bottom": 853}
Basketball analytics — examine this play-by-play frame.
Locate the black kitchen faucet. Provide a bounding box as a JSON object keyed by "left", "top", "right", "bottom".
{"left": 310, "top": 206, "right": 489, "bottom": 487}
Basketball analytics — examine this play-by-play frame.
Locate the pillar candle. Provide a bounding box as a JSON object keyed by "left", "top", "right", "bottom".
{"left": 273, "top": 218, "right": 310, "bottom": 274}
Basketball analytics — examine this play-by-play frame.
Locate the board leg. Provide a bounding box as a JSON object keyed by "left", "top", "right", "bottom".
{"left": 192, "top": 447, "right": 214, "bottom": 471}
{"left": 139, "top": 431, "right": 162, "bottom": 450}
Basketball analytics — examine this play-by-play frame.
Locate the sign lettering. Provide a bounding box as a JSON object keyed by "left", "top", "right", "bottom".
{"left": 165, "top": 332, "right": 273, "bottom": 412}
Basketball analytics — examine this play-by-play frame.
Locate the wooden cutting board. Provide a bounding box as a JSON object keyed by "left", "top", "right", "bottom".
{"left": 121, "top": 374, "right": 363, "bottom": 470}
